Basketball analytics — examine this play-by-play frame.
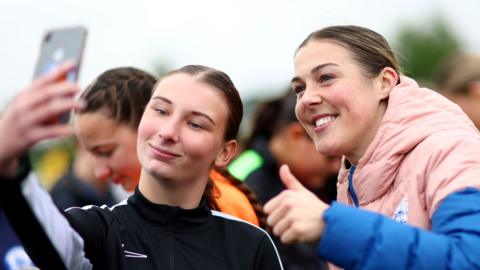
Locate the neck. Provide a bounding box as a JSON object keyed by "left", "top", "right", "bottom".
{"left": 347, "top": 101, "right": 388, "bottom": 165}
{"left": 137, "top": 170, "right": 208, "bottom": 209}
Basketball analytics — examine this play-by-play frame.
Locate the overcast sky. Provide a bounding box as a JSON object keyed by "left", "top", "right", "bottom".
{"left": 1, "top": 0, "right": 479, "bottom": 108}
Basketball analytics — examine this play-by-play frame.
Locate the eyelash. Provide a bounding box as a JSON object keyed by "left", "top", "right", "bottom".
{"left": 292, "top": 74, "right": 335, "bottom": 95}
{"left": 318, "top": 74, "right": 334, "bottom": 83}
{"left": 154, "top": 107, "right": 168, "bottom": 115}
{"left": 93, "top": 150, "right": 113, "bottom": 158}
{"left": 188, "top": 121, "right": 204, "bottom": 130}
{"left": 292, "top": 85, "right": 305, "bottom": 95}
{"left": 152, "top": 107, "right": 206, "bottom": 130}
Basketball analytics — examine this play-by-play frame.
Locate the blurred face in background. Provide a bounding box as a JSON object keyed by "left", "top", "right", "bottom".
{"left": 274, "top": 123, "right": 340, "bottom": 190}
{"left": 74, "top": 112, "right": 141, "bottom": 191}
{"left": 434, "top": 53, "right": 480, "bottom": 130}
{"left": 442, "top": 86, "right": 480, "bottom": 130}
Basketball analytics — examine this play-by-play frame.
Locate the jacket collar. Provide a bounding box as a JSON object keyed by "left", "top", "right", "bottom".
{"left": 128, "top": 188, "right": 212, "bottom": 231}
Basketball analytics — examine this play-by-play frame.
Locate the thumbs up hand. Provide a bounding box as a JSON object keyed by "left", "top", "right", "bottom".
{"left": 279, "top": 163, "right": 307, "bottom": 191}
{"left": 264, "top": 164, "right": 329, "bottom": 244}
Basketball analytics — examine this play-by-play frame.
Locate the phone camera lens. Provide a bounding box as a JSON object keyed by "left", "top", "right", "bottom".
{"left": 45, "top": 33, "right": 51, "bottom": 42}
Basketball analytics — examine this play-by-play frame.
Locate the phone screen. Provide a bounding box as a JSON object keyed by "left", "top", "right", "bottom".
{"left": 33, "top": 26, "right": 87, "bottom": 123}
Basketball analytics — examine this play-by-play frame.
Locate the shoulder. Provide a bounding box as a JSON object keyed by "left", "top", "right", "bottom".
{"left": 410, "top": 130, "right": 480, "bottom": 215}
{"left": 414, "top": 129, "right": 480, "bottom": 172}
{"left": 210, "top": 210, "right": 270, "bottom": 239}
{"left": 210, "top": 210, "right": 283, "bottom": 269}
{"left": 65, "top": 199, "right": 129, "bottom": 226}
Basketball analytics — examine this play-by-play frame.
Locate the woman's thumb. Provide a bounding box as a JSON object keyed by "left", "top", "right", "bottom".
{"left": 279, "top": 164, "right": 306, "bottom": 191}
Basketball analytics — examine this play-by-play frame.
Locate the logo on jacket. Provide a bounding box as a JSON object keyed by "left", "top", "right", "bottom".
{"left": 4, "top": 245, "right": 35, "bottom": 270}
{"left": 393, "top": 197, "right": 408, "bottom": 224}
{"left": 121, "top": 243, "right": 148, "bottom": 259}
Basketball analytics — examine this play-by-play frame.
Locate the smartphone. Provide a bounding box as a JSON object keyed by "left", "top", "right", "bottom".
{"left": 33, "top": 26, "right": 87, "bottom": 123}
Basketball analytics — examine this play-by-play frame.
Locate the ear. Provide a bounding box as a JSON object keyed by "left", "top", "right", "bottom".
{"left": 214, "top": 139, "right": 238, "bottom": 168}
{"left": 376, "top": 67, "right": 398, "bottom": 100}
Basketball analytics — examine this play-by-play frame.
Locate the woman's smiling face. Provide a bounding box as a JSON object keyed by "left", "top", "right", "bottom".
{"left": 137, "top": 73, "right": 232, "bottom": 183}
{"left": 292, "top": 40, "right": 388, "bottom": 162}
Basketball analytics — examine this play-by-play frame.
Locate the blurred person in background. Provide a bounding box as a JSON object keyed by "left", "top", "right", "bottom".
{"left": 229, "top": 90, "right": 339, "bottom": 270}
{"left": 264, "top": 25, "right": 480, "bottom": 269}
{"left": 433, "top": 52, "right": 480, "bottom": 130}
{"left": 50, "top": 138, "right": 117, "bottom": 210}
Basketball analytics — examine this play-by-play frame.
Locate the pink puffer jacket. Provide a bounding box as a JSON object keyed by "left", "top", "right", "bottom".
{"left": 336, "top": 76, "right": 480, "bottom": 229}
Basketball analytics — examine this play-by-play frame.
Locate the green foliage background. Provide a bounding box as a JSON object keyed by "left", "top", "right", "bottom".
{"left": 393, "top": 16, "right": 461, "bottom": 86}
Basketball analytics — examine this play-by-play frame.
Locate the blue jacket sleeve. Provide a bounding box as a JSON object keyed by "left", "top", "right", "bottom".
{"left": 318, "top": 188, "right": 480, "bottom": 270}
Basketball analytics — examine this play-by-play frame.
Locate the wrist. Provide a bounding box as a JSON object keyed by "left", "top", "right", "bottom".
{"left": 0, "top": 159, "right": 20, "bottom": 178}
{"left": 0, "top": 155, "right": 31, "bottom": 180}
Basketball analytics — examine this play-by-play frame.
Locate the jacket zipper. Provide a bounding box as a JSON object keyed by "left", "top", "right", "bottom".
{"left": 348, "top": 166, "right": 359, "bottom": 207}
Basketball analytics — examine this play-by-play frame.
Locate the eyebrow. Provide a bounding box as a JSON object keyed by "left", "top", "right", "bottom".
{"left": 152, "top": 96, "right": 172, "bottom": 104}
{"left": 291, "top": 63, "right": 339, "bottom": 84}
{"left": 89, "top": 143, "right": 115, "bottom": 152}
{"left": 192, "top": 111, "right": 216, "bottom": 125}
{"left": 152, "top": 96, "right": 216, "bottom": 125}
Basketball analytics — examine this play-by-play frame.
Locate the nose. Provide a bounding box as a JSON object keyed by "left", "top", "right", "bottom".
{"left": 157, "top": 118, "right": 180, "bottom": 143}
{"left": 299, "top": 85, "right": 322, "bottom": 108}
{"left": 94, "top": 161, "right": 112, "bottom": 181}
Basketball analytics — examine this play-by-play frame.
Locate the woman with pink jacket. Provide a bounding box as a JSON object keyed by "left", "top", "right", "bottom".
{"left": 265, "top": 25, "right": 480, "bottom": 269}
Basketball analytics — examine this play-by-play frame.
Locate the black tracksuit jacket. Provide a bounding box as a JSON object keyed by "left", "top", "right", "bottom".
{"left": 0, "top": 164, "right": 283, "bottom": 270}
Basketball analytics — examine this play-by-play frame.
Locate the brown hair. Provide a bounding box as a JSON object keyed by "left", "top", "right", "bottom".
{"left": 298, "top": 25, "right": 401, "bottom": 82}
{"left": 158, "top": 65, "right": 266, "bottom": 226}
{"left": 78, "top": 67, "right": 156, "bottom": 128}
{"left": 244, "top": 90, "right": 298, "bottom": 148}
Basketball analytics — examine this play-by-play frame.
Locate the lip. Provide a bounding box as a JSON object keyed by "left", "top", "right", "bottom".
{"left": 148, "top": 143, "right": 181, "bottom": 161}
{"left": 310, "top": 113, "right": 337, "bottom": 133}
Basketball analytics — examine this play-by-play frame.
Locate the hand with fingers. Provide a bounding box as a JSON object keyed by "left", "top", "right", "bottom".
{"left": 264, "top": 164, "right": 330, "bottom": 244}
{"left": 0, "top": 61, "right": 83, "bottom": 176}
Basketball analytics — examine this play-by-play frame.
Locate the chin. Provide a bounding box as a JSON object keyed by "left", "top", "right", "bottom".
{"left": 142, "top": 158, "right": 165, "bottom": 174}
{"left": 315, "top": 142, "right": 340, "bottom": 157}
{"left": 145, "top": 166, "right": 175, "bottom": 181}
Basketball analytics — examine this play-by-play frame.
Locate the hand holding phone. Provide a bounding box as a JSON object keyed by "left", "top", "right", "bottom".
{"left": 33, "top": 26, "right": 87, "bottom": 123}
{"left": 0, "top": 62, "right": 83, "bottom": 175}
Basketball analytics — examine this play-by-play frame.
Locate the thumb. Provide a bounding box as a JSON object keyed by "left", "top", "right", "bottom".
{"left": 279, "top": 164, "right": 306, "bottom": 191}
